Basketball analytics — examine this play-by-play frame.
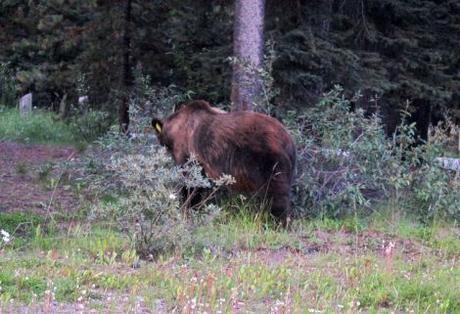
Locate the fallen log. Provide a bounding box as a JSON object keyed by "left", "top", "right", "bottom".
{"left": 435, "top": 157, "right": 460, "bottom": 171}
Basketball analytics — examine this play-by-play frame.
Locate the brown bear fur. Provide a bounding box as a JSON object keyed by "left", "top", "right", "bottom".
{"left": 152, "top": 100, "right": 296, "bottom": 220}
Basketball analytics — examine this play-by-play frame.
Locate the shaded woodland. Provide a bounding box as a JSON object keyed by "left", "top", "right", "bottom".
{"left": 0, "top": 2, "right": 459, "bottom": 311}
{"left": 1, "top": 0, "right": 459, "bottom": 136}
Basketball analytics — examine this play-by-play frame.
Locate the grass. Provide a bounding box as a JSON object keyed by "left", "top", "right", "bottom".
{"left": 192, "top": 209, "right": 303, "bottom": 253}
{"left": 0, "top": 211, "right": 45, "bottom": 237}
{"left": 1, "top": 210, "right": 458, "bottom": 312}
{"left": 0, "top": 106, "right": 79, "bottom": 144}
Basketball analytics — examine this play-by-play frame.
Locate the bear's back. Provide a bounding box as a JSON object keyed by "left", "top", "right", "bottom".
{"left": 190, "top": 110, "right": 296, "bottom": 190}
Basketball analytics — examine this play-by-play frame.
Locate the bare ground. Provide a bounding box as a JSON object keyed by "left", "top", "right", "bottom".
{"left": 0, "top": 141, "right": 79, "bottom": 214}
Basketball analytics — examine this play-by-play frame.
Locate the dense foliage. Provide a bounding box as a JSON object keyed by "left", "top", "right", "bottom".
{"left": 286, "top": 86, "right": 459, "bottom": 220}
{"left": 83, "top": 95, "right": 226, "bottom": 257}
{"left": 1, "top": 1, "right": 459, "bottom": 134}
{"left": 76, "top": 85, "right": 458, "bottom": 258}
{"left": 0, "top": 3, "right": 459, "bottom": 310}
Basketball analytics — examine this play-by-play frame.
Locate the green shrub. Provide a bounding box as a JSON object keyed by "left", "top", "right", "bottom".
{"left": 286, "top": 87, "right": 390, "bottom": 217}
{"left": 131, "top": 66, "right": 193, "bottom": 117}
{"left": 89, "top": 139, "right": 224, "bottom": 257}
{"left": 86, "top": 97, "right": 223, "bottom": 257}
{"left": 68, "top": 107, "right": 112, "bottom": 142}
{"left": 286, "top": 86, "right": 459, "bottom": 221}
{"left": 67, "top": 76, "right": 112, "bottom": 142}
{"left": 408, "top": 122, "right": 460, "bottom": 220}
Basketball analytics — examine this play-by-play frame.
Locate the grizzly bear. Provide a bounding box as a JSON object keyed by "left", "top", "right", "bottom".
{"left": 152, "top": 100, "right": 296, "bottom": 220}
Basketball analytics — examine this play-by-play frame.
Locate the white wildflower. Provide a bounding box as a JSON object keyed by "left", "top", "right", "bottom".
{"left": 213, "top": 174, "right": 236, "bottom": 186}
{"left": 1, "top": 229, "right": 11, "bottom": 243}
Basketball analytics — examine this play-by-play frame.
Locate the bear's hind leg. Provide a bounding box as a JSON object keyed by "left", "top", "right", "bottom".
{"left": 266, "top": 178, "right": 292, "bottom": 226}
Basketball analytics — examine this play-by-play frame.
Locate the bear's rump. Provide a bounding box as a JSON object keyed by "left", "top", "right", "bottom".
{"left": 203, "top": 145, "right": 291, "bottom": 194}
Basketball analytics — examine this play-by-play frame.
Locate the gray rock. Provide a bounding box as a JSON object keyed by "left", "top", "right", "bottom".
{"left": 19, "top": 93, "right": 32, "bottom": 117}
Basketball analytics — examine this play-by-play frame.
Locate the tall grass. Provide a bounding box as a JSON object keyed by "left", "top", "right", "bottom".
{"left": 0, "top": 106, "right": 79, "bottom": 144}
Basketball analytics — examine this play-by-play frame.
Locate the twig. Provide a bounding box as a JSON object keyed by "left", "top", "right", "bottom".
{"left": 45, "top": 151, "right": 77, "bottom": 223}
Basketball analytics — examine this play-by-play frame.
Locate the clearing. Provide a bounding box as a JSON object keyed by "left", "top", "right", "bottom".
{"left": 0, "top": 141, "right": 459, "bottom": 313}
{"left": 0, "top": 141, "right": 79, "bottom": 214}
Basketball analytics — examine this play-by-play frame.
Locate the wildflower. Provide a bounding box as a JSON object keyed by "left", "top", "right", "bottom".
{"left": 1, "top": 229, "right": 11, "bottom": 243}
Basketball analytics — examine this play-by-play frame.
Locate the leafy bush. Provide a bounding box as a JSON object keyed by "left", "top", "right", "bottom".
{"left": 68, "top": 105, "right": 112, "bottom": 143}
{"left": 408, "top": 122, "right": 460, "bottom": 220}
{"left": 68, "top": 74, "right": 112, "bottom": 142}
{"left": 286, "top": 86, "right": 459, "bottom": 221}
{"left": 90, "top": 146, "right": 222, "bottom": 258}
{"left": 86, "top": 91, "right": 223, "bottom": 258}
{"left": 286, "top": 88, "right": 387, "bottom": 216}
{"left": 131, "top": 65, "right": 194, "bottom": 117}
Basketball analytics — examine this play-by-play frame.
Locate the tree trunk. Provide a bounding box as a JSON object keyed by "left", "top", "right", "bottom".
{"left": 118, "top": 0, "right": 133, "bottom": 134}
{"left": 58, "top": 93, "right": 68, "bottom": 119}
{"left": 231, "top": 0, "right": 265, "bottom": 111}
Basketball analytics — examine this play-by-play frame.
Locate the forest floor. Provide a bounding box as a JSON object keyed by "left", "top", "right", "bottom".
{"left": 0, "top": 141, "right": 79, "bottom": 214}
{"left": 0, "top": 142, "right": 459, "bottom": 313}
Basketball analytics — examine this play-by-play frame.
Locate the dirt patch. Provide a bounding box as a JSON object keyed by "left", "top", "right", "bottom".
{"left": 230, "top": 229, "right": 433, "bottom": 269}
{"left": 303, "top": 229, "right": 431, "bottom": 261}
{"left": 0, "top": 141, "right": 79, "bottom": 214}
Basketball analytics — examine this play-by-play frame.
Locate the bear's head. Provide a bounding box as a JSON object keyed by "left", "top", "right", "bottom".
{"left": 152, "top": 100, "right": 224, "bottom": 164}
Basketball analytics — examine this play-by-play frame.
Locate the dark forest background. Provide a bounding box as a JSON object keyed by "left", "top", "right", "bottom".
{"left": 1, "top": 0, "right": 459, "bottom": 137}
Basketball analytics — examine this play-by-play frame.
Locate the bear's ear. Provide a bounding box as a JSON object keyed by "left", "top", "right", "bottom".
{"left": 151, "top": 118, "right": 163, "bottom": 134}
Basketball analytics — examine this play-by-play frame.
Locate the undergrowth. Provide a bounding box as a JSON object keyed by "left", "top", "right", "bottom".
{"left": 1, "top": 53, "right": 458, "bottom": 313}
{"left": 285, "top": 86, "right": 459, "bottom": 221}
{"left": 77, "top": 77, "right": 459, "bottom": 260}
{"left": 0, "top": 106, "right": 79, "bottom": 144}
{"left": 82, "top": 84, "right": 225, "bottom": 258}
